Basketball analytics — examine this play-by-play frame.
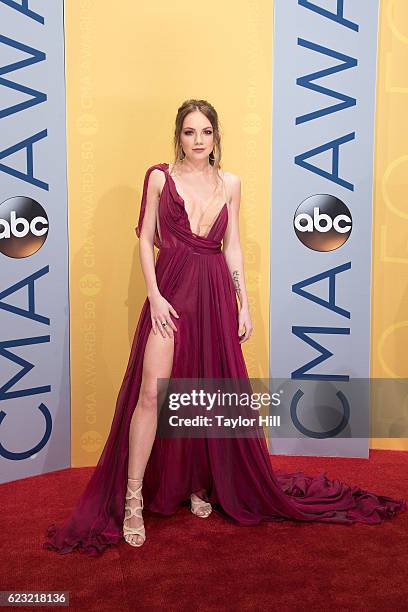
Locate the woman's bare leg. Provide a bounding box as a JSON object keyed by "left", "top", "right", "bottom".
{"left": 125, "top": 328, "right": 174, "bottom": 545}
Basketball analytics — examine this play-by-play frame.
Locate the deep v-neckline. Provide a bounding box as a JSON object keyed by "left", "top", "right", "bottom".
{"left": 165, "top": 162, "right": 227, "bottom": 238}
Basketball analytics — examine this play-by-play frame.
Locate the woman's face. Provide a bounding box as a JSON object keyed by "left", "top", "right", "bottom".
{"left": 180, "top": 111, "right": 214, "bottom": 161}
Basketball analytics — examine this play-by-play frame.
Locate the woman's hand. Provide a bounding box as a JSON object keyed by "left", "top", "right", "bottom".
{"left": 238, "top": 305, "right": 253, "bottom": 343}
{"left": 148, "top": 292, "right": 179, "bottom": 338}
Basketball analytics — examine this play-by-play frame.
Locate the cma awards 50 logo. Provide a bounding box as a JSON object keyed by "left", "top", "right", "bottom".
{"left": 294, "top": 194, "right": 352, "bottom": 252}
{"left": 0, "top": 196, "right": 49, "bottom": 258}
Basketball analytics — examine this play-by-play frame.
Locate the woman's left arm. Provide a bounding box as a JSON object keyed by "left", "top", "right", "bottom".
{"left": 222, "top": 174, "right": 253, "bottom": 343}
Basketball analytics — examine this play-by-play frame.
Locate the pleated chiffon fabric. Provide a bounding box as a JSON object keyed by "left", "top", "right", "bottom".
{"left": 43, "top": 163, "right": 406, "bottom": 556}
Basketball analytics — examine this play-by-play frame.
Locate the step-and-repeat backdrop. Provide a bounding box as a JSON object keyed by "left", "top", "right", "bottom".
{"left": 1, "top": 0, "right": 406, "bottom": 483}
{"left": 0, "top": 0, "right": 69, "bottom": 484}
{"left": 269, "top": 1, "right": 379, "bottom": 457}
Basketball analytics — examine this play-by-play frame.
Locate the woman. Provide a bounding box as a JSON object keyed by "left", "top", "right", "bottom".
{"left": 44, "top": 99, "right": 406, "bottom": 556}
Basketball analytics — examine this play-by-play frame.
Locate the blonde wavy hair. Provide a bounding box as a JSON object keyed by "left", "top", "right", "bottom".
{"left": 171, "top": 99, "right": 223, "bottom": 183}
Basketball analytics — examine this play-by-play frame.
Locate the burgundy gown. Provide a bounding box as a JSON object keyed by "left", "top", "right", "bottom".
{"left": 43, "top": 162, "right": 406, "bottom": 556}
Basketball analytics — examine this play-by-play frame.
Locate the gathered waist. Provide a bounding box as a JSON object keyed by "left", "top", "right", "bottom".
{"left": 158, "top": 244, "right": 222, "bottom": 256}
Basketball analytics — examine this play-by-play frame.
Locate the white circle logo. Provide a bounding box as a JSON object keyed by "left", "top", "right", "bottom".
{"left": 293, "top": 195, "right": 352, "bottom": 252}
{"left": 0, "top": 196, "right": 49, "bottom": 258}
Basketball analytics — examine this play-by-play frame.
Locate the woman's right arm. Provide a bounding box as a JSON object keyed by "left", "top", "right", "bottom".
{"left": 137, "top": 169, "right": 179, "bottom": 338}
{"left": 137, "top": 169, "right": 162, "bottom": 299}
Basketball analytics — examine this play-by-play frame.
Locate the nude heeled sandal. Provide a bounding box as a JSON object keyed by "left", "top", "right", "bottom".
{"left": 190, "top": 493, "right": 212, "bottom": 518}
{"left": 123, "top": 477, "right": 146, "bottom": 547}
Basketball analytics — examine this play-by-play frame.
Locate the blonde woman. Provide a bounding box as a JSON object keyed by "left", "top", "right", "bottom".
{"left": 44, "top": 100, "right": 406, "bottom": 556}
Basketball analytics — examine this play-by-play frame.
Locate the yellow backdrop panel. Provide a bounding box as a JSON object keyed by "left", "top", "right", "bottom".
{"left": 371, "top": 0, "right": 408, "bottom": 451}
{"left": 66, "top": 0, "right": 272, "bottom": 466}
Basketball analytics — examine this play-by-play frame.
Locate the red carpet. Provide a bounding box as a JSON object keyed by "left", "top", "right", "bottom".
{"left": 1, "top": 449, "right": 407, "bottom": 611}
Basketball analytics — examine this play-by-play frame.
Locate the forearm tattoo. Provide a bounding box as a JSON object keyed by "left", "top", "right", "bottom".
{"left": 232, "top": 270, "right": 242, "bottom": 303}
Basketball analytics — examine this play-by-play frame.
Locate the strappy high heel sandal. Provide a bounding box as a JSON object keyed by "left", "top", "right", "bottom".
{"left": 190, "top": 493, "right": 212, "bottom": 518}
{"left": 123, "top": 477, "right": 146, "bottom": 547}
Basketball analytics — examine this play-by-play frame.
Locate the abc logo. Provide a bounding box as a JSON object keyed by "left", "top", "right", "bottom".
{"left": 293, "top": 194, "right": 352, "bottom": 252}
{"left": 0, "top": 196, "right": 49, "bottom": 259}
{"left": 79, "top": 274, "right": 102, "bottom": 296}
{"left": 81, "top": 430, "right": 103, "bottom": 453}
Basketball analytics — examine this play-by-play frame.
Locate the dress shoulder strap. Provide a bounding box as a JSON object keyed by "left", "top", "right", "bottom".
{"left": 134, "top": 163, "right": 164, "bottom": 247}
{"left": 220, "top": 169, "right": 229, "bottom": 205}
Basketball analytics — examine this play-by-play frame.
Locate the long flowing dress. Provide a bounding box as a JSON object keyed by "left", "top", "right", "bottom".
{"left": 43, "top": 162, "right": 406, "bottom": 556}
